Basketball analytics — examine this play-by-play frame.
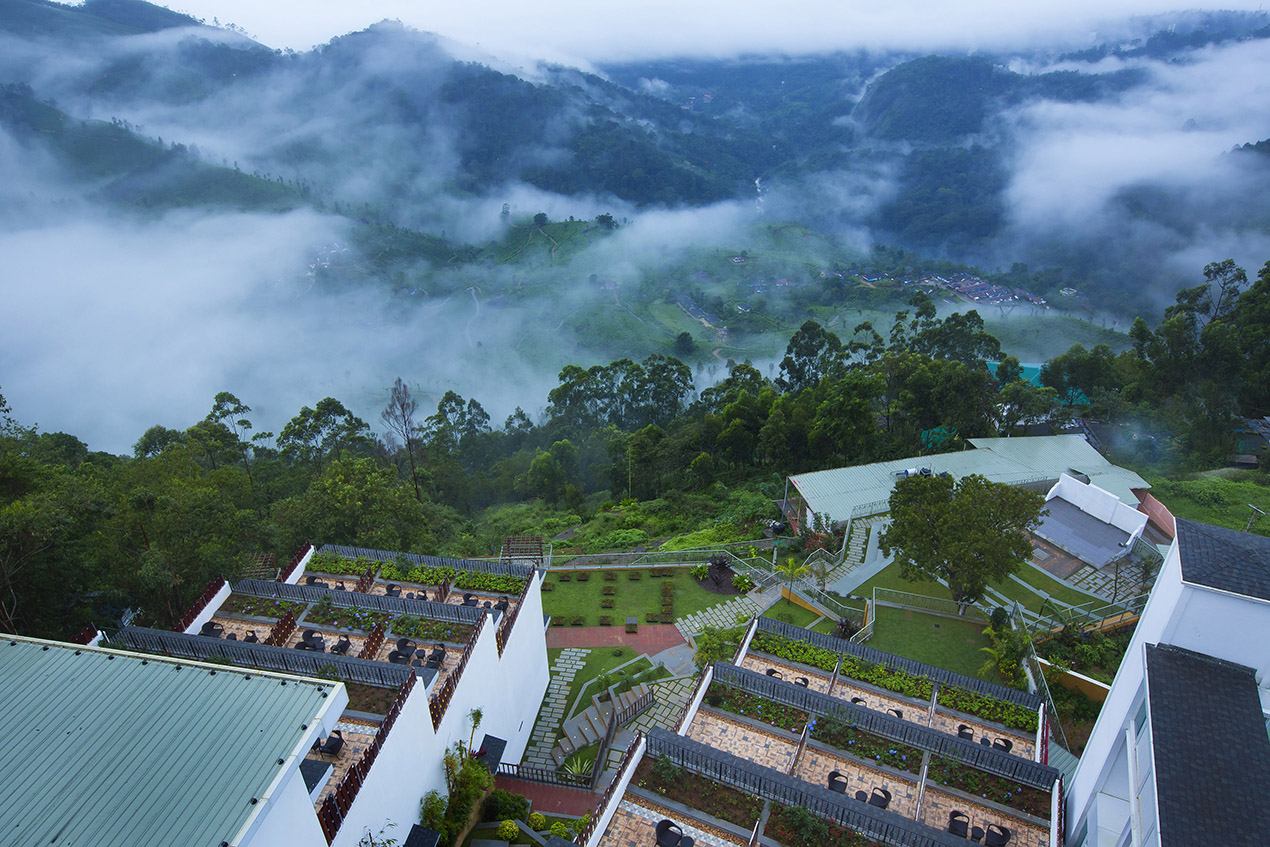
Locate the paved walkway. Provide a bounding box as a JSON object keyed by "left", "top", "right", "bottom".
{"left": 602, "top": 676, "right": 699, "bottom": 773}
{"left": 547, "top": 624, "right": 687, "bottom": 652}
{"left": 493, "top": 775, "right": 599, "bottom": 816}
{"left": 675, "top": 584, "right": 781, "bottom": 635}
{"left": 523, "top": 647, "right": 590, "bottom": 768}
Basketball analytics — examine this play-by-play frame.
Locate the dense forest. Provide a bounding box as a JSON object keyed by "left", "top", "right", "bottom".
{"left": 3, "top": 259, "right": 1267, "bottom": 641}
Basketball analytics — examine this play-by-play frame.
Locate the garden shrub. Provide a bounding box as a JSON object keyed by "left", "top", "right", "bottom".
{"left": 599, "top": 616, "right": 612, "bottom": 626}
{"left": 570, "top": 616, "right": 585, "bottom": 626}
{"left": 498, "top": 820, "right": 519, "bottom": 841}
{"left": 528, "top": 812, "right": 546, "bottom": 831}
{"left": 660, "top": 582, "right": 674, "bottom": 599}
{"left": 601, "top": 598, "right": 615, "bottom": 608}
{"left": 660, "top": 613, "right": 675, "bottom": 623}
{"left": 454, "top": 571, "right": 525, "bottom": 594}
{"left": 559, "top": 572, "right": 573, "bottom": 582}
{"left": 576, "top": 571, "right": 590, "bottom": 581}
{"left": 550, "top": 822, "right": 570, "bottom": 839}
{"left": 603, "top": 571, "right": 618, "bottom": 581}
{"left": 551, "top": 617, "right": 566, "bottom": 626}
{"left": 602, "top": 586, "right": 616, "bottom": 596}
{"left": 541, "top": 582, "right": 554, "bottom": 592}
{"left": 751, "top": 632, "right": 839, "bottom": 672}
{"left": 939, "top": 687, "right": 1038, "bottom": 732}
{"left": 837, "top": 655, "right": 934, "bottom": 700}
{"left": 482, "top": 788, "right": 529, "bottom": 822}
{"left": 628, "top": 571, "right": 642, "bottom": 580}
{"left": 646, "top": 612, "right": 660, "bottom": 623}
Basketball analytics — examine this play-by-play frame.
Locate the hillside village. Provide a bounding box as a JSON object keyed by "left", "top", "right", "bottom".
{"left": 8, "top": 434, "right": 1267, "bottom": 847}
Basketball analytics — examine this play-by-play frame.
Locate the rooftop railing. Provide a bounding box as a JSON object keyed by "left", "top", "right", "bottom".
{"left": 173, "top": 576, "right": 226, "bottom": 632}
{"left": 277, "top": 542, "right": 313, "bottom": 583}
{"left": 231, "top": 578, "right": 486, "bottom": 625}
{"left": 107, "top": 627, "right": 419, "bottom": 689}
{"left": 429, "top": 612, "right": 486, "bottom": 729}
{"left": 645, "top": 727, "right": 968, "bottom": 847}
{"left": 316, "top": 544, "right": 535, "bottom": 579}
{"left": 712, "top": 662, "right": 1058, "bottom": 791}
{"left": 756, "top": 617, "right": 1041, "bottom": 709}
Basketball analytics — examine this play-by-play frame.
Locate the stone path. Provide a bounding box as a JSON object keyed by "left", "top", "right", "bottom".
{"left": 675, "top": 584, "right": 782, "bottom": 635}
{"left": 523, "top": 647, "right": 590, "bottom": 768}
{"left": 602, "top": 676, "right": 698, "bottom": 772}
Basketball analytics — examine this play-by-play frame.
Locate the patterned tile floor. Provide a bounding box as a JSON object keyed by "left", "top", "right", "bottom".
{"left": 921, "top": 785, "right": 1048, "bottom": 847}
{"left": 305, "top": 722, "right": 379, "bottom": 807}
{"left": 827, "top": 678, "right": 928, "bottom": 724}
{"left": 794, "top": 747, "right": 920, "bottom": 819}
{"left": 598, "top": 799, "right": 748, "bottom": 847}
{"left": 740, "top": 654, "right": 833, "bottom": 694}
{"left": 929, "top": 710, "right": 1035, "bottom": 760}
{"left": 684, "top": 711, "right": 797, "bottom": 773}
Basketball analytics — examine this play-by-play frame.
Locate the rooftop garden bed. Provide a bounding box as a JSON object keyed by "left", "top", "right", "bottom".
{"left": 307, "top": 552, "right": 377, "bottom": 576}
{"left": 765, "top": 803, "right": 886, "bottom": 847}
{"left": 634, "top": 754, "right": 763, "bottom": 829}
{"left": 377, "top": 560, "right": 527, "bottom": 594}
{"left": 302, "top": 598, "right": 391, "bottom": 631}
{"left": 220, "top": 594, "right": 303, "bottom": 619}
{"left": 925, "top": 756, "right": 1051, "bottom": 818}
{"left": 750, "top": 631, "right": 838, "bottom": 672}
{"left": 705, "top": 683, "right": 808, "bottom": 733}
{"left": 810, "top": 714, "right": 921, "bottom": 774}
{"left": 937, "top": 687, "right": 1038, "bottom": 733}
{"left": 837, "top": 654, "right": 934, "bottom": 701}
{"left": 391, "top": 616, "right": 475, "bottom": 643}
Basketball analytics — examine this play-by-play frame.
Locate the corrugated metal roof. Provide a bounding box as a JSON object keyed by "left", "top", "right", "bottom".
{"left": 789, "top": 435, "right": 1149, "bottom": 522}
{"left": 0, "top": 635, "right": 337, "bottom": 847}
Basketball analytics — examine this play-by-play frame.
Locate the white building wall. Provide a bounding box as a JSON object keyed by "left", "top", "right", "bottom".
{"left": 1046, "top": 474, "right": 1147, "bottom": 540}
{"left": 285, "top": 546, "right": 317, "bottom": 585}
{"left": 1066, "top": 541, "right": 1182, "bottom": 835}
{"left": 1158, "top": 587, "right": 1270, "bottom": 680}
{"left": 240, "top": 765, "right": 329, "bottom": 847}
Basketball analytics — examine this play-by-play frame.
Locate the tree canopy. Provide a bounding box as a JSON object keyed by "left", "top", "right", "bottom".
{"left": 879, "top": 473, "right": 1045, "bottom": 606}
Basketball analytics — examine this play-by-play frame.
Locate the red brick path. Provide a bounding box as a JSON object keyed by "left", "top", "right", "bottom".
{"left": 545, "top": 623, "right": 687, "bottom": 652}
{"left": 494, "top": 775, "right": 601, "bottom": 816}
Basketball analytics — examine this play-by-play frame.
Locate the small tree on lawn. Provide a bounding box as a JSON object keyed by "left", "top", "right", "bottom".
{"left": 880, "top": 473, "right": 1044, "bottom": 612}
{"left": 774, "top": 556, "right": 810, "bottom": 605}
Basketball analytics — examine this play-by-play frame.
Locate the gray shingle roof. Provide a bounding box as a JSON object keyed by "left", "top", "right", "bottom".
{"left": 0, "top": 635, "right": 337, "bottom": 847}
{"left": 1145, "top": 643, "right": 1270, "bottom": 847}
{"left": 1175, "top": 518, "right": 1270, "bottom": 602}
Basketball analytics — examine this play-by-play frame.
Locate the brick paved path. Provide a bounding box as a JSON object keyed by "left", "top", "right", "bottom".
{"left": 546, "top": 623, "right": 687, "bottom": 652}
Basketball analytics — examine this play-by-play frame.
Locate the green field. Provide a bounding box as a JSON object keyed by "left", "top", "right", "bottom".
{"left": 761, "top": 601, "right": 822, "bottom": 628}
{"left": 1143, "top": 471, "right": 1270, "bottom": 536}
{"left": 542, "top": 568, "right": 731, "bottom": 627}
{"left": 866, "top": 606, "right": 1001, "bottom": 683}
{"left": 855, "top": 561, "right": 1105, "bottom": 615}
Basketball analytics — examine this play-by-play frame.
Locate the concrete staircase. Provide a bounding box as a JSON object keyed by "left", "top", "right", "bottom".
{"left": 549, "top": 683, "right": 650, "bottom": 766}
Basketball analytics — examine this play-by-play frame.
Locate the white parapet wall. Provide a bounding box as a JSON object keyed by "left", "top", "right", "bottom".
{"left": 183, "top": 580, "right": 232, "bottom": 635}
{"left": 585, "top": 735, "right": 647, "bottom": 847}
{"left": 284, "top": 545, "right": 317, "bottom": 585}
{"left": 1046, "top": 474, "right": 1147, "bottom": 542}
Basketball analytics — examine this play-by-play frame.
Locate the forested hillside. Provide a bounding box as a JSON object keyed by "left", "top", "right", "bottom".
{"left": 3, "top": 259, "right": 1266, "bottom": 642}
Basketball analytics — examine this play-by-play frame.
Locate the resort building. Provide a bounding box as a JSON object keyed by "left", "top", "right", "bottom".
{"left": 52, "top": 538, "right": 551, "bottom": 847}
{"left": 1063, "top": 519, "right": 1270, "bottom": 847}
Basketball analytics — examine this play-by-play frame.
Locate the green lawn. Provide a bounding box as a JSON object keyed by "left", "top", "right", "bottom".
{"left": 856, "top": 561, "right": 1102, "bottom": 616}
{"left": 854, "top": 565, "right": 947, "bottom": 599}
{"left": 1141, "top": 471, "right": 1270, "bottom": 536}
{"left": 761, "top": 600, "right": 822, "bottom": 628}
{"left": 1011, "top": 564, "right": 1106, "bottom": 609}
{"left": 866, "top": 606, "right": 1002, "bottom": 683}
{"left": 810, "top": 618, "right": 839, "bottom": 635}
{"left": 542, "top": 568, "right": 732, "bottom": 627}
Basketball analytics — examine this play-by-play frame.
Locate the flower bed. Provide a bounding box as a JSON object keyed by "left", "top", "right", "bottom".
{"left": 379, "top": 562, "right": 453, "bottom": 585}
{"left": 220, "top": 594, "right": 303, "bottom": 619}
{"left": 391, "top": 616, "right": 474, "bottom": 643}
{"left": 836, "top": 655, "right": 934, "bottom": 701}
{"left": 634, "top": 755, "right": 763, "bottom": 829}
{"left": 750, "top": 631, "right": 838, "bottom": 672}
{"left": 925, "top": 756, "right": 1051, "bottom": 818}
{"left": 765, "top": 803, "right": 886, "bottom": 847}
{"left": 811, "top": 715, "right": 921, "bottom": 774}
{"left": 455, "top": 571, "right": 525, "bottom": 594}
{"left": 704, "top": 683, "right": 808, "bottom": 733}
{"left": 303, "top": 604, "right": 391, "bottom": 631}
{"left": 938, "top": 687, "right": 1038, "bottom": 732}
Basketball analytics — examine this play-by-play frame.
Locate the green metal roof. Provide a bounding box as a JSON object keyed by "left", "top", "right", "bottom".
{"left": 789, "top": 434, "right": 1149, "bottom": 523}
{"left": 0, "top": 635, "right": 339, "bottom": 847}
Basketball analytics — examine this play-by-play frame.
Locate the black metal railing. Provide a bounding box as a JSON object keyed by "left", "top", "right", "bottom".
{"left": 496, "top": 762, "right": 590, "bottom": 788}
{"left": 646, "top": 728, "right": 968, "bottom": 847}
{"left": 712, "top": 662, "right": 1058, "bottom": 790}
{"left": 107, "top": 627, "right": 418, "bottom": 688}
{"left": 317, "top": 544, "right": 534, "bottom": 578}
{"left": 232, "top": 578, "right": 485, "bottom": 624}
{"left": 756, "top": 617, "right": 1042, "bottom": 709}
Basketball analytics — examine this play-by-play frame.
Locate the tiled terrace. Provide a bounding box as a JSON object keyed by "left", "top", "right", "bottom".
{"left": 598, "top": 798, "right": 748, "bottom": 847}
{"left": 304, "top": 573, "right": 520, "bottom": 614}
{"left": 793, "top": 746, "right": 920, "bottom": 819}
{"left": 684, "top": 710, "right": 798, "bottom": 773}
{"left": 305, "top": 720, "right": 379, "bottom": 808}
{"left": 921, "top": 786, "right": 1048, "bottom": 847}
{"left": 929, "top": 709, "right": 1035, "bottom": 760}
{"left": 739, "top": 654, "right": 833, "bottom": 694}
{"left": 827, "top": 677, "right": 928, "bottom": 724}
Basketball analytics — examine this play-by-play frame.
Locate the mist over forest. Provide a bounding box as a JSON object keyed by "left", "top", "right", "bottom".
{"left": 2, "top": 0, "right": 1269, "bottom": 452}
